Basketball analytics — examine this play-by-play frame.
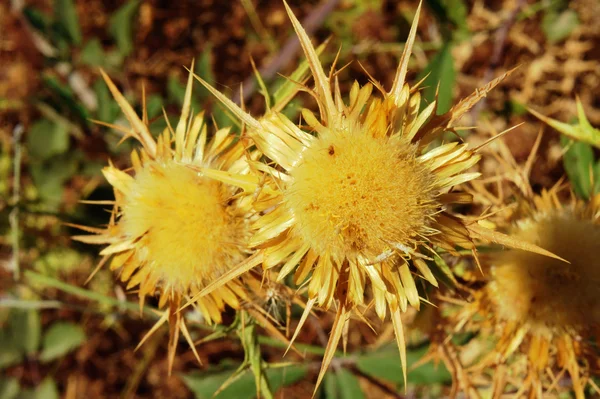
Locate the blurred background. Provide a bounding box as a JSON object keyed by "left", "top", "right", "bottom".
{"left": 1, "top": 0, "right": 599, "bottom": 397}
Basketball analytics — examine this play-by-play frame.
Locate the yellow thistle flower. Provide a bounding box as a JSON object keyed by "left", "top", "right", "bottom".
{"left": 72, "top": 68, "right": 265, "bottom": 372}
{"left": 187, "top": 2, "right": 553, "bottom": 392}
{"left": 448, "top": 188, "right": 600, "bottom": 398}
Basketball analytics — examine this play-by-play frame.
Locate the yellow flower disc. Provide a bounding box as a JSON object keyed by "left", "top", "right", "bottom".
{"left": 120, "top": 160, "right": 246, "bottom": 295}
{"left": 287, "top": 131, "right": 435, "bottom": 261}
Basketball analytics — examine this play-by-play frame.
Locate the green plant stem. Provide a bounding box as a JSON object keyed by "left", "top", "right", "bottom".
{"left": 10, "top": 124, "right": 23, "bottom": 281}
{"left": 24, "top": 271, "right": 339, "bottom": 358}
{"left": 24, "top": 270, "right": 156, "bottom": 317}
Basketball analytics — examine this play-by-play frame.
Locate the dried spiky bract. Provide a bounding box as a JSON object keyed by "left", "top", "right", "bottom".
{"left": 72, "top": 68, "right": 263, "bottom": 372}
{"left": 191, "top": 2, "right": 520, "bottom": 392}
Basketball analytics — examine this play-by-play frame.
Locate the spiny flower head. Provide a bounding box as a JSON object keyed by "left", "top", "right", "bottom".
{"left": 489, "top": 202, "right": 600, "bottom": 331}
{"left": 446, "top": 183, "right": 600, "bottom": 398}
{"left": 190, "top": 2, "right": 532, "bottom": 392}
{"left": 72, "top": 68, "right": 263, "bottom": 371}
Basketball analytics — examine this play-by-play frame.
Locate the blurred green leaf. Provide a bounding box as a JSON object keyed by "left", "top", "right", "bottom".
{"left": 0, "top": 377, "right": 19, "bottom": 399}
{"left": 529, "top": 100, "right": 600, "bottom": 149}
{"left": 356, "top": 345, "right": 451, "bottom": 386}
{"left": 94, "top": 79, "right": 120, "bottom": 123}
{"left": 80, "top": 39, "right": 105, "bottom": 66}
{"left": 27, "top": 120, "right": 69, "bottom": 161}
{"left": 336, "top": 369, "right": 365, "bottom": 399}
{"left": 542, "top": 9, "right": 579, "bottom": 43}
{"left": 323, "top": 373, "right": 339, "bottom": 399}
{"left": 34, "top": 248, "right": 85, "bottom": 276}
{"left": 0, "top": 329, "right": 23, "bottom": 370}
{"left": 561, "top": 137, "right": 595, "bottom": 200}
{"left": 182, "top": 364, "right": 306, "bottom": 399}
{"left": 11, "top": 310, "right": 41, "bottom": 356}
{"left": 30, "top": 154, "right": 78, "bottom": 209}
{"left": 33, "top": 378, "right": 59, "bottom": 399}
{"left": 417, "top": 42, "right": 456, "bottom": 115}
{"left": 42, "top": 75, "right": 90, "bottom": 123}
{"left": 509, "top": 99, "right": 528, "bottom": 117}
{"left": 39, "top": 322, "right": 85, "bottom": 363}
{"left": 213, "top": 107, "right": 237, "bottom": 131}
{"left": 194, "top": 47, "right": 216, "bottom": 102}
{"left": 53, "top": 0, "right": 82, "bottom": 45}
{"left": 22, "top": 7, "right": 51, "bottom": 34}
{"left": 426, "top": 0, "right": 470, "bottom": 40}
{"left": 145, "top": 94, "right": 164, "bottom": 120}
{"left": 167, "top": 75, "right": 200, "bottom": 112}
{"left": 109, "top": 0, "right": 141, "bottom": 57}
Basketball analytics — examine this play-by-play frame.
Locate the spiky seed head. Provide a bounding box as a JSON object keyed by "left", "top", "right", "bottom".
{"left": 489, "top": 209, "right": 600, "bottom": 332}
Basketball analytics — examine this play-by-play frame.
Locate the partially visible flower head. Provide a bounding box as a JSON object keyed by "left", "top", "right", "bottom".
{"left": 190, "top": 1, "right": 527, "bottom": 392}
{"left": 72, "top": 68, "right": 262, "bottom": 371}
{"left": 446, "top": 186, "right": 600, "bottom": 398}
{"left": 489, "top": 205, "right": 600, "bottom": 331}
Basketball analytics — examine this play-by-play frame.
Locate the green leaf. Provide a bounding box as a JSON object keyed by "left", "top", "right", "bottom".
{"left": 0, "top": 377, "right": 19, "bottom": 399}
{"left": 509, "top": 99, "right": 528, "bottom": 117}
{"left": 33, "top": 378, "right": 59, "bottom": 399}
{"left": 53, "top": 0, "right": 82, "bottom": 45}
{"left": 194, "top": 46, "right": 216, "bottom": 102}
{"left": 529, "top": 100, "right": 600, "bottom": 149}
{"left": 80, "top": 39, "right": 105, "bottom": 67}
{"left": 356, "top": 345, "right": 451, "bottom": 386}
{"left": 322, "top": 373, "right": 339, "bottom": 399}
{"left": 417, "top": 42, "right": 456, "bottom": 115}
{"left": 182, "top": 364, "right": 306, "bottom": 399}
{"left": 0, "top": 328, "right": 22, "bottom": 369}
{"left": 39, "top": 322, "right": 85, "bottom": 363}
{"left": 426, "top": 0, "right": 470, "bottom": 40}
{"left": 108, "top": 0, "right": 141, "bottom": 57}
{"left": 561, "top": 136, "right": 595, "bottom": 200}
{"left": 0, "top": 310, "right": 42, "bottom": 369}
{"left": 42, "top": 75, "right": 90, "bottom": 123}
{"left": 27, "top": 120, "right": 69, "bottom": 161}
{"left": 22, "top": 7, "right": 51, "bottom": 34}
{"left": 542, "top": 9, "right": 579, "bottom": 43}
{"left": 145, "top": 94, "right": 164, "bottom": 120}
{"left": 30, "top": 154, "right": 78, "bottom": 209}
{"left": 167, "top": 75, "right": 200, "bottom": 112}
{"left": 336, "top": 369, "right": 365, "bottom": 399}
{"left": 94, "top": 79, "right": 120, "bottom": 123}
{"left": 11, "top": 310, "right": 41, "bottom": 356}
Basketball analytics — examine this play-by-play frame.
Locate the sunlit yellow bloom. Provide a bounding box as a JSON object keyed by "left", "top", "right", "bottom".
{"left": 189, "top": 2, "right": 543, "bottom": 392}
{"left": 72, "top": 68, "right": 263, "bottom": 372}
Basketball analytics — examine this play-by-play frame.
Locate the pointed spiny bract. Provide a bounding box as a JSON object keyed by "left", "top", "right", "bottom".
{"left": 193, "top": 2, "right": 518, "bottom": 393}
{"left": 74, "top": 69, "right": 262, "bottom": 373}
{"left": 447, "top": 188, "right": 600, "bottom": 398}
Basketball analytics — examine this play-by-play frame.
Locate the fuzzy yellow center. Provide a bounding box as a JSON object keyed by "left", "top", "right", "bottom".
{"left": 121, "top": 161, "right": 245, "bottom": 293}
{"left": 285, "top": 130, "right": 436, "bottom": 260}
{"left": 489, "top": 211, "right": 600, "bottom": 332}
